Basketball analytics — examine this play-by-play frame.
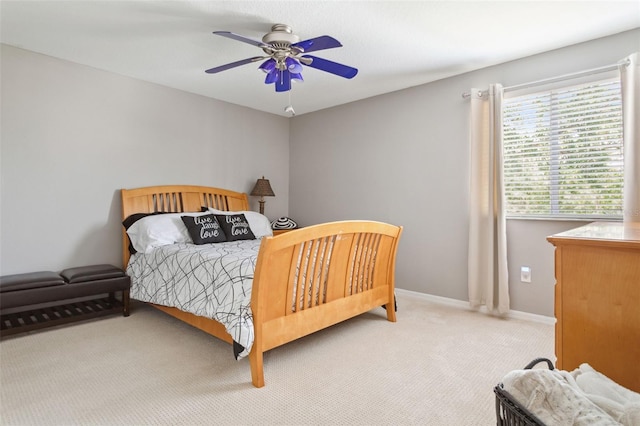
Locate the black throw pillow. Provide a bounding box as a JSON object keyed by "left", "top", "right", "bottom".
{"left": 181, "top": 214, "right": 227, "bottom": 244}
{"left": 215, "top": 213, "right": 256, "bottom": 241}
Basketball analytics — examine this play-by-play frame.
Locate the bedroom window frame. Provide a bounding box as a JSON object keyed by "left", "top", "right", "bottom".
{"left": 502, "top": 71, "right": 624, "bottom": 221}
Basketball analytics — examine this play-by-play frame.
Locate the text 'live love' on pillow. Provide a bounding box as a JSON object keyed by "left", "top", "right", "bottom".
{"left": 215, "top": 214, "right": 256, "bottom": 241}
{"left": 206, "top": 208, "right": 273, "bottom": 238}
{"left": 181, "top": 214, "right": 227, "bottom": 244}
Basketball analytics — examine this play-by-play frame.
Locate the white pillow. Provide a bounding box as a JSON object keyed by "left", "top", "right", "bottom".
{"left": 127, "top": 212, "right": 202, "bottom": 253}
{"left": 207, "top": 208, "right": 273, "bottom": 238}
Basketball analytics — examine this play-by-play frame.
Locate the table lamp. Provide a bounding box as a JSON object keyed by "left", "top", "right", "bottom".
{"left": 250, "top": 176, "right": 275, "bottom": 215}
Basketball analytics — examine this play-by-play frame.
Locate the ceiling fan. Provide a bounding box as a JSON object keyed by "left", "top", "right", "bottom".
{"left": 205, "top": 24, "right": 358, "bottom": 92}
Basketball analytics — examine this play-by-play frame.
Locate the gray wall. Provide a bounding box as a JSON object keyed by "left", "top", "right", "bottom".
{"left": 289, "top": 29, "right": 640, "bottom": 317}
{"left": 2, "top": 30, "right": 638, "bottom": 317}
{"left": 1, "top": 44, "right": 289, "bottom": 275}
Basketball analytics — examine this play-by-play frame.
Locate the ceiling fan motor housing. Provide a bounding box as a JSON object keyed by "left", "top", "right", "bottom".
{"left": 262, "top": 24, "right": 302, "bottom": 70}
{"left": 262, "top": 24, "right": 300, "bottom": 46}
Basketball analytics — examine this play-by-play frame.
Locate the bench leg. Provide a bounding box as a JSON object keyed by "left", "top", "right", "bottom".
{"left": 122, "top": 289, "right": 130, "bottom": 317}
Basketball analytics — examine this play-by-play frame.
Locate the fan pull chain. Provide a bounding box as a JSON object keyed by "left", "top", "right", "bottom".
{"left": 285, "top": 90, "right": 295, "bottom": 116}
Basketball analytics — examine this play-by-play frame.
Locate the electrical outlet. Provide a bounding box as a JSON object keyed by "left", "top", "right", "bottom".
{"left": 520, "top": 266, "right": 531, "bottom": 283}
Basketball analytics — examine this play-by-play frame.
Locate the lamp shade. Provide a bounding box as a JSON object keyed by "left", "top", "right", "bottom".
{"left": 250, "top": 177, "right": 275, "bottom": 197}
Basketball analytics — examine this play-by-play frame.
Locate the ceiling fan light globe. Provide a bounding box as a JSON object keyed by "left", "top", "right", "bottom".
{"left": 258, "top": 59, "right": 276, "bottom": 73}
{"left": 285, "top": 57, "right": 303, "bottom": 73}
{"left": 264, "top": 68, "right": 279, "bottom": 84}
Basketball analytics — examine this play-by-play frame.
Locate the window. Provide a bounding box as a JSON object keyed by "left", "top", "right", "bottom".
{"left": 502, "top": 75, "right": 624, "bottom": 219}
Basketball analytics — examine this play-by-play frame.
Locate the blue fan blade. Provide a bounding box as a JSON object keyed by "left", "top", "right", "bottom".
{"left": 293, "top": 35, "right": 342, "bottom": 53}
{"left": 301, "top": 55, "right": 358, "bottom": 79}
{"left": 205, "top": 57, "right": 263, "bottom": 73}
{"left": 213, "top": 31, "right": 267, "bottom": 48}
{"left": 275, "top": 70, "right": 292, "bottom": 92}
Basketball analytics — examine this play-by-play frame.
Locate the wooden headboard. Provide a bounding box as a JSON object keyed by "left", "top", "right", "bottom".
{"left": 120, "top": 185, "right": 250, "bottom": 268}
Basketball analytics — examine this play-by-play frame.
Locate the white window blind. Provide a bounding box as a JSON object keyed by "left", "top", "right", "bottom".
{"left": 502, "top": 76, "right": 624, "bottom": 219}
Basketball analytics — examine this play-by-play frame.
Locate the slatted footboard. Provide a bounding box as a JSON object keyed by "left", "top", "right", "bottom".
{"left": 249, "top": 221, "right": 402, "bottom": 387}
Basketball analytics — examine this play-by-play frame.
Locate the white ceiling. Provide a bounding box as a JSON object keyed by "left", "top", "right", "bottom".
{"left": 2, "top": 1, "right": 639, "bottom": 117}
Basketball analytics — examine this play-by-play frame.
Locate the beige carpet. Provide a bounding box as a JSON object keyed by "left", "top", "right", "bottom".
{"left": 0, "top": 292, "right": 553, "bottom": 425}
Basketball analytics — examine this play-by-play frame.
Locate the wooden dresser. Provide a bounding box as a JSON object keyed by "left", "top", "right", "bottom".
{"left": 547, "top": 221, "right": 640, "bottom": 392}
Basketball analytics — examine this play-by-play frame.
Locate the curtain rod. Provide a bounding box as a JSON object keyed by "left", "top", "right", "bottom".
{"left": 461, "top": 58, "right": 630, "bottom": 99}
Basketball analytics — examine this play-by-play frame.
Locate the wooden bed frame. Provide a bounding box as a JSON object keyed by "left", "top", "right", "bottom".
{"left": 121, "top": 185, "right": 403, "bottom": 387}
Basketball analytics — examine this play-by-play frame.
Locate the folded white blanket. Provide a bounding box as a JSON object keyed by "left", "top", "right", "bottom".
{"left": 502, "top": 363, "right": 640, "bottom": 426}
{"left": 502, "top": 368, "right": 619, "bottom": 425}
{"left": 571, "top": 364, "right": 640, "bottom": 425}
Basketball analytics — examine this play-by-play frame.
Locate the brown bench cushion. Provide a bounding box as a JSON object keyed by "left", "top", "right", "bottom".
{"left": 0, "top": 271, "right": 64, "bottom": 293}
{"left": 0, "top": 265, "right": 130, "bottom": 311}
{"left": 60, "top": 264, "right": 127, "bottom": 284}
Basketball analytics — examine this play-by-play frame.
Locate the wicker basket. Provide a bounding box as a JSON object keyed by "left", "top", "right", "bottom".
{"left": 494, "top": 358, "right": 555, "bottom": 426}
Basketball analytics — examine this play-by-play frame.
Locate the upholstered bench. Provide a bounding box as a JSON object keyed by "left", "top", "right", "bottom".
{"left": 0, "top": 264, "right": 130, "bottom": 336}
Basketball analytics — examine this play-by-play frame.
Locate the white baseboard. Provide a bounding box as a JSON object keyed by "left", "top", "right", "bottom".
{"left": 395, "top": 288, "right": 556, "bottom": 326}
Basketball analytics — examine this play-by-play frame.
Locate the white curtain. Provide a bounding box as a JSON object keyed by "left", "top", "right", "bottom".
{"left": 620, "top": 52, "right": 640, "bottom": 223}
{"left": 467, "top": 84, "right": 509, "bottom": 314}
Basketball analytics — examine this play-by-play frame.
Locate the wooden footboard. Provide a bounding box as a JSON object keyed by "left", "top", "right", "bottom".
{"left": 249, "top": 221, "right": 402, "bottom": 387}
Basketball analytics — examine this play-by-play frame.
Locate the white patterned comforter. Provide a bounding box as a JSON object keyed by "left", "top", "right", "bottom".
{"left": 126, "top": 239, "right": 261, "bottom": 359}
